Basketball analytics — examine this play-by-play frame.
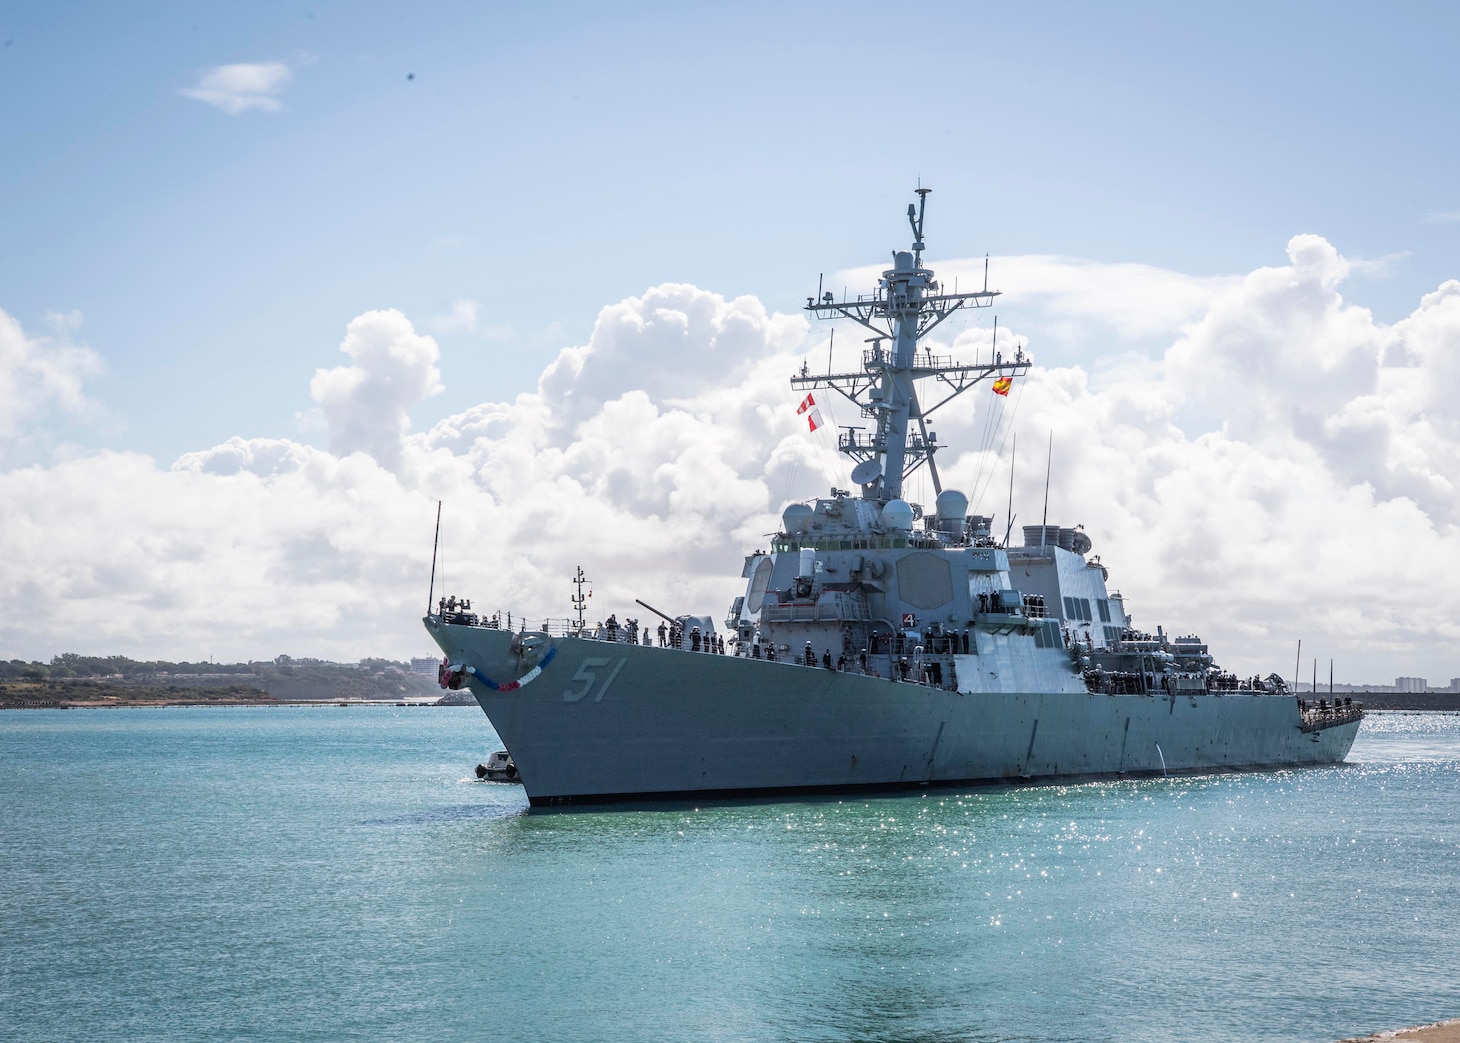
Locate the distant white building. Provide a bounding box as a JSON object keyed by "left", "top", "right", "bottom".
{"left": 410, "top": 657, "right": 439, "bottom": 675}
{"left": 1450, "top": 678, "right": 1460, "bottom": 692}
{"left": 1395, "top": 676, "right": 1428, "bottom": 693}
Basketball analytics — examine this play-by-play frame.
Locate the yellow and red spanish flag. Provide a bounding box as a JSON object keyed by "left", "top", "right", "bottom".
{"left": 992, "top": 376, "right": 1013, "bottom": 396}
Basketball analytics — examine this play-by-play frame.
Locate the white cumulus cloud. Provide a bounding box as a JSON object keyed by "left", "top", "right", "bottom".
{"left": 0, "top": 307, "right": 103, "bottom": 445}
{"left": 180, "top": 61, "right": 292, "bottom": 114}
{"left": 306, "top": 309, "right": 443, "bottom": 470}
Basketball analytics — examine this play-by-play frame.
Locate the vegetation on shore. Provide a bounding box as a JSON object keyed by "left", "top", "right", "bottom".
{"left": 1, "top": 654, "right": 443, "bottom": 707}
{"left": 1, "top": 653, "right": 413, "bottom": 682}
{"left": 1, "top": 680, "right": 279, "bottom": 710}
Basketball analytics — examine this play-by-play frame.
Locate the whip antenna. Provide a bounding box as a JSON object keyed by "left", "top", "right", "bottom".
{"left": 426, "top": 500, "right": 442, "bottom": 615}
{"left": 1004, "top": 432, "right": 1017, "bottom": 546}
{"left": 1040, "top": 432, "right": 1052, "bottom": 546}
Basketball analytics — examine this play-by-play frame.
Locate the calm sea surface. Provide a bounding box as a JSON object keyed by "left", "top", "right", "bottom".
{"left": 2, "top": 707, "right": 1457, "bottom": 1043}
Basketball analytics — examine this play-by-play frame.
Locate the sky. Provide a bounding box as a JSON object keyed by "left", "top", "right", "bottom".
{"left": 2, "top": 1, "right": 1458, "bottom": 683}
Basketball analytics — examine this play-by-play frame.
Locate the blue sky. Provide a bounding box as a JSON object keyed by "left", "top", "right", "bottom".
{"left": 4, "top": 1, "right": 1456, "bottom": 461}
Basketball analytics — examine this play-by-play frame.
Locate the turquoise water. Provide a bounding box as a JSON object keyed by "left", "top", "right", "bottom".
{"left": 2, "top": 707, "right": 1457, "bottom": 1043}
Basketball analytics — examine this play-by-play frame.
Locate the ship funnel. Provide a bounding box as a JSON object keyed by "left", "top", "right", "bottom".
{"left": 934, "top": 489, "right": 968, "bottom": 534}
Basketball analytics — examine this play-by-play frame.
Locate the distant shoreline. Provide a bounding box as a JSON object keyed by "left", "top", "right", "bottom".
{"left": 0, "top": 680, "right": 470, "bottom": 710}
{"left": 0, "top": 698, "right": 461, "bottom": 710}
{"left": 1339, "top": 691, "right": 1460, "bottom": 711}
{"left": 1, "top": 655, "right": 452, "bottom": 707}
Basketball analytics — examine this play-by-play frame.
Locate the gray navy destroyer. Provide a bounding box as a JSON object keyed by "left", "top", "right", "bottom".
{"left": 426, "top": 189, "right": 1363, "bottom": 806}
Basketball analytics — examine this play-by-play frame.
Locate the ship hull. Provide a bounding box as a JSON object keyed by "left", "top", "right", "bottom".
{"left": 428, "top": 621, "right": 1362, "bottom": 806}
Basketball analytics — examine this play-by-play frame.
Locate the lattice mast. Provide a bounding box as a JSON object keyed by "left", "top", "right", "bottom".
{"left": 794, "top": 188, "right": 1030, "bottom": 503}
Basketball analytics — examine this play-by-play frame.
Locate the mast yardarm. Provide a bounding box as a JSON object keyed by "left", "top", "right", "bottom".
{"left": 795, "top": 188, "right": 1031, "bottom": 502}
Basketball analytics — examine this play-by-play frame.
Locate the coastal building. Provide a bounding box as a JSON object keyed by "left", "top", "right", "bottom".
{"left": 1395, "top": 676, "right": 1428, "bottom": 693}
{"left": 410, "top": 657, "right": 439, "bottom": 675}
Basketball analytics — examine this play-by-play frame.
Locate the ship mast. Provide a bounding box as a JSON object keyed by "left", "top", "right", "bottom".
{"left": 570, "top": 565, "right": 590, "bottom": 635}
{"left": 794, "top": 188, "right": 1030, "bottom": 503}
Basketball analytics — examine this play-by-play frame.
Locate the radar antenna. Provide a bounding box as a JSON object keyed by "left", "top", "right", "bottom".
{"left": 794, "top": 188, "right": 1031, "bottom": 502}
{"left": 910, "top": 186, "right": 930, "bottom": 265}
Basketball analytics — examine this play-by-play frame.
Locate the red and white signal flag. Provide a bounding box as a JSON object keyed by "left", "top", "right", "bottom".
{"left": 796, "top": 393, "right": 823, "bottom": 432}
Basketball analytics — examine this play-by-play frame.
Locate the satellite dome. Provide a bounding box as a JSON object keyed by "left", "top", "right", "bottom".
{"left": 781, "top": 503, "right": 814, "bottom": 534}
{"left": 935, "top": 489, "right": 968, "bottom": 522}
{"left": 880, "top": 499, "right": 914, "bottom": 531}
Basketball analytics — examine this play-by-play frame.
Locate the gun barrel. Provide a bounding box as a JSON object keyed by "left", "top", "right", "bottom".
{"left": 634, "top": 598, "right": 677, "bottom": 625}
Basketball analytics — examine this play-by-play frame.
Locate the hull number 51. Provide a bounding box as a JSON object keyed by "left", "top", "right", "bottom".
{"left": 562, "top": 658, "right": 627, "bottom": 703}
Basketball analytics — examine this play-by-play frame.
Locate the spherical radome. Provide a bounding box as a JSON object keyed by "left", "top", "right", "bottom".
{"left": 881, "top": 499, "right": 914, "bottom": 531}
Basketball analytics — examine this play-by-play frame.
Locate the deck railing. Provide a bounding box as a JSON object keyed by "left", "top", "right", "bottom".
{"left": 1299, "top": 700, "right": 1365, "bottom": 732}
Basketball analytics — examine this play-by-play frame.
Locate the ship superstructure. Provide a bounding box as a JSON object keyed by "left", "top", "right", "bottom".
{"left": 425, "top": 190, "right": 1363, "bottom": 806}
